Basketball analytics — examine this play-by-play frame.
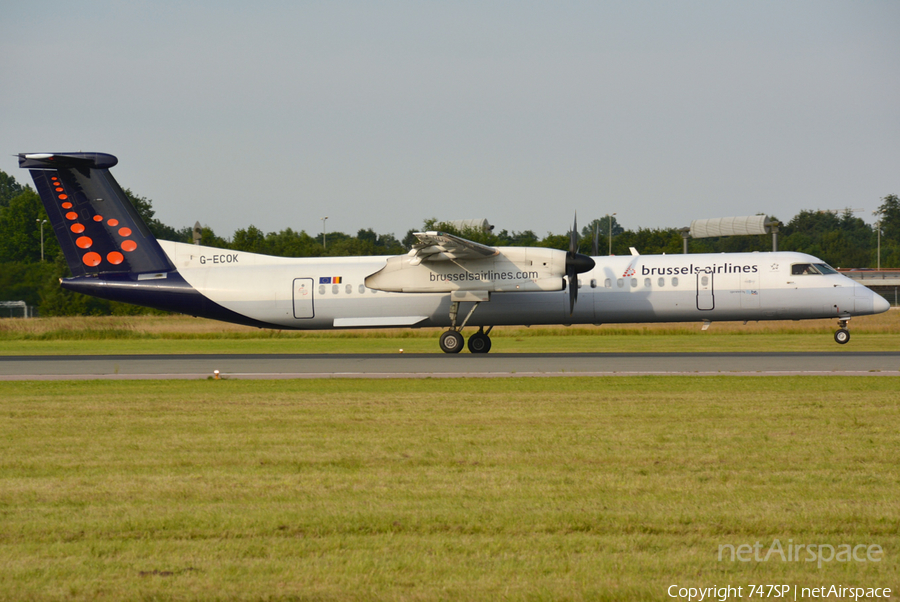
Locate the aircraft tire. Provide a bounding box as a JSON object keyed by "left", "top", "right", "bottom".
{"left": 834, "top": 328, "right": 850, "bottom": 345}
{"left": 439, "top": 330, "right": 464, "bottom": 354}
{"left": 467, "top": 332, "right": 492, "bottom": 354}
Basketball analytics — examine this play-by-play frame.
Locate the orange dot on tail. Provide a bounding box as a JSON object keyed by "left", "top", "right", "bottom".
{"left": 62, "top": 202, "right": 73, "bottom": 209}
{"left": 107, "top": 251, "right": 124, "bottom": 265}
{"left": 107, "top": 219, "right": 119, "bottom": 227}
{"left": 118, "top": 227, "right": 132, "bottom": 237}
{"left": 121, "top": 240, "right": 137, "bottom": 252}
{"left": 71, "top": 223, "right": 85, "bottom": 234}
{"left": 55, "top": 187, "right": 64, "bottom": 192}
{"left": 66, "top": 211, "right": 78, "bottom": 220}
{"left": 58, "top": 194, "right": 68, "bottom": 200}
{"left": 51, "top": 176, "right": 58, "bottom": 181}
{"left": 76, "top": 236, "right": 93, "bottom": 249}
{"left": 93, "top": 215, "right": 103, "bottom": 222}
{"left": 82, "top": 252, "right": 101, "bottom": 266}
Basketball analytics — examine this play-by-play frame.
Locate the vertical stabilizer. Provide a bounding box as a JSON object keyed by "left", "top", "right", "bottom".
{"left": 18, "top": 152, "right": 174, "bottom": 276}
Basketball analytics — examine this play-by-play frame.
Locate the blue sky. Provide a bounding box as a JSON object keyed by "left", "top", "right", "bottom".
{"left": 3, "top": 1, "right": 899, "bottom": 240}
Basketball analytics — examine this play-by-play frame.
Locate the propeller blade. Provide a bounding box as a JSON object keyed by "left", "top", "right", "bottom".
{"left": 569, "top": 214, "right": 578, "bottom": 255}
{"left": 568, "top": 264, "right": 577, "bottom": 315}
{"left": 565, "top": 213, "right": 593, "bottom": 315}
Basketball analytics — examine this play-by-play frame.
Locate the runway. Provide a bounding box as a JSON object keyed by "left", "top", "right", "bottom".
{"left": 1, "top": 351, "right": 899, "bottom": 380}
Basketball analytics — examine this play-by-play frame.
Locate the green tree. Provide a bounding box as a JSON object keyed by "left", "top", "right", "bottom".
{"left": 875, "top": 194, "right": 900, "bottom": 243}
{"left": 264, "top": 228, "right": 323, "bottom": 257}
{"left": 582, "top": 216, "right": 623, "bottom": 243}
{"left": 780, "top": 210, "right": 875, "bottom": 268}
{"left": 874, "top": 194, "right": 900, "bottom": 267}
{"left": 539, "top": 233, "right": 570, "bottom": 252}
{"left": 499, "top": 229, "right": 540, "bottom": 247}
{"left": 615, "top": 228, "right": 682, "bottom": 255}
{"left": 0, "top": 189, "right": 59, "bottom": 262}
{"left": 0, "top": 170, "right": 24, "bottom": 208}
{"left": 230, "top": 225, "right": 268, "bottom": 253}
{"left": 354, "top": 228, "right": 405, "bottom": 255}
{"left": 0, "top": 261, "right": 55, "bottom": 307}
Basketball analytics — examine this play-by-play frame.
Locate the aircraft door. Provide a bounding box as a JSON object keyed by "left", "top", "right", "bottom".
{"left": 696, "top": 271, "right": 714, "bottom": 311}
{"left": 292, "top": 278, "right": 315, "bottom": 318}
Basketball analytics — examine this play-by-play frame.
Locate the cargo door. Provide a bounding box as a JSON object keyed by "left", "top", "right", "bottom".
{"left": 292, "top": 278, "right": 315, "bottom": 318}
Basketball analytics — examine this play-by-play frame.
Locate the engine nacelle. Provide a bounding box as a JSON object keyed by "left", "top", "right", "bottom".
{"left": 365, "top": 247, "right": 567, "bottom": 293}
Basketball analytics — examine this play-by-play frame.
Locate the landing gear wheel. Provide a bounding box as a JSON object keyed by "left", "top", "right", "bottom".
{"left": 467, "top": 332, "right": 492, "bottom": 354}
{"left": 439, "top": 330, "right": 464, "bottom": 354}
{"left": 834, "top": 328, "right": 850, "bottom": 345}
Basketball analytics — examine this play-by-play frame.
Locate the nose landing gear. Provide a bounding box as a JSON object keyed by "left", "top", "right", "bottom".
{"left": 834, "top": 318, "right": 850, "bottom": 345}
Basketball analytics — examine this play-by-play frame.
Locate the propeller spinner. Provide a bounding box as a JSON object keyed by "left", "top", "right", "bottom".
{"left": 566, "top": 214, "right": 595, "bottom": 315}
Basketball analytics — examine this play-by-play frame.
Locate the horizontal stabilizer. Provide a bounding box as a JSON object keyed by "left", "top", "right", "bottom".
{"left": 19, "top": 152, "right": 118, "bottom": 170}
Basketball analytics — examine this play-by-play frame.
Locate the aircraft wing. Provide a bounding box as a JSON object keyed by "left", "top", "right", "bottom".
{"left": 407, "top": 231, "right": 500, "bottom": 266}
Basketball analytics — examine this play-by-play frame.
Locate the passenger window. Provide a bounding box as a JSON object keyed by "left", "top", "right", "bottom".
{"left": 604, "top": 278, "right": 612, "bottom": 288}
{"left": 631, "top": 278, "right": 638, "bottom": 287}
{"left": 672, "top": 277, "right": 678, "bottom": 287}
{"left": 577, "top": 279, "right": 582, "bottom": 289}
{"left": 701, "top": 276, "right": 709, "bottom": 286}
{"left": 318, "top": 285, "right": 325, "bottom": 295}
{"left": 332, "top": 284, "right": 339, "bottom": 294}
{"left": 359, "top": 284, "right": 365, "bottom": 294}
{"left": 658, "top": 277, "right": 665, "bottom": 287}
{"left": 590, "top": 279, "right": 597, "bottom": 288}
{"left": 644, "top": 278, "right": 651, "bottom": 287}
{"left": 345, "top": 284, "right": 352, "bottom": 294}
{"left": 617, "top": 278, "right": 624, "bottom": 288}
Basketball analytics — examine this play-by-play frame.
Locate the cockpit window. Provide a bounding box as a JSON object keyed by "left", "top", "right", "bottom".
{"left": 791, "top": 263, "right": 837, "bottom": 275}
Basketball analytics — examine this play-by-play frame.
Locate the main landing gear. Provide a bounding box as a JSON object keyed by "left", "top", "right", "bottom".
{"left": 439, "top": 298, "right": 493, "bottom": 354}
{"left": 834, "top": 318, "right": 851, "bottom": 345}
{"left": 438, "top": 327, "right": 493, "bottom": 354}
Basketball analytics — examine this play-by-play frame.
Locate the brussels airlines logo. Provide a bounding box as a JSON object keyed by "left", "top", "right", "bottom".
{"left": 622, "top": 260, "right": 636, "bottom": 278}
{"left": 641, "top": 262, "right": 759, "bottom": 276}
{"left": 430, "top": 270, "right": 539, "bottom": 283}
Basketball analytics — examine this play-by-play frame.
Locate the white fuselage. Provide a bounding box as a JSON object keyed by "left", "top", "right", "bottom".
{"left": 159, "top": 241, "right": 887, "bottom": 330}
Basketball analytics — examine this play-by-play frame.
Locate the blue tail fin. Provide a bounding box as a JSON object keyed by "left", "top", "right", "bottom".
{"left": 18, "top": 152, "right": 174, "bottom": 276}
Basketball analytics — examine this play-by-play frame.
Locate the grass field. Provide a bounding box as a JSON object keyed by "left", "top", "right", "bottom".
{"left": 1, "top": 309, "right": 898, "bottom": 355}
{"left": 1, "top": 377, "right": 897, "bottom": 600}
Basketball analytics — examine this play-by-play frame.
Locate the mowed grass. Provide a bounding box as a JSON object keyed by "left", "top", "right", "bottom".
{"left": 0, "top": 309, "right": 898, "bottom": 354}
{"left": 0, "top": 378, "right": 897, "bottom": 601}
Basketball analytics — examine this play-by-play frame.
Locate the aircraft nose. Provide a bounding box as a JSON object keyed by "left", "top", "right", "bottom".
{"left": 873, "top": 291, "right": 891, "bottom": 314}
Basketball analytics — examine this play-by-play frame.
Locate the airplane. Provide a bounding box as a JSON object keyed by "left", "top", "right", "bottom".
{"left": 19, "top": 152, "right": 890, "bottom": 352}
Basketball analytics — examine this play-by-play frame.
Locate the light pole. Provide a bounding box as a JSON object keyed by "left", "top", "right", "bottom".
{"left": 321, "top": 216, "right": 329, "bottom": 250}
{"left": 876, "top": 220, "right": 882, "bottom": 271}
{"left": 607, "top": 213, "right": 616, "bottom": 255}
{"left": 36, "top": 218, "right": 47, "bottom": 261}
{"left": 873, "top": 209, "right": 883, "bottom": 271}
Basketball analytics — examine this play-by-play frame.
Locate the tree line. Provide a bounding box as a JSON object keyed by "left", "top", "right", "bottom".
{"left": 1, "top": 168, "right": 898, "bottom": 316}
